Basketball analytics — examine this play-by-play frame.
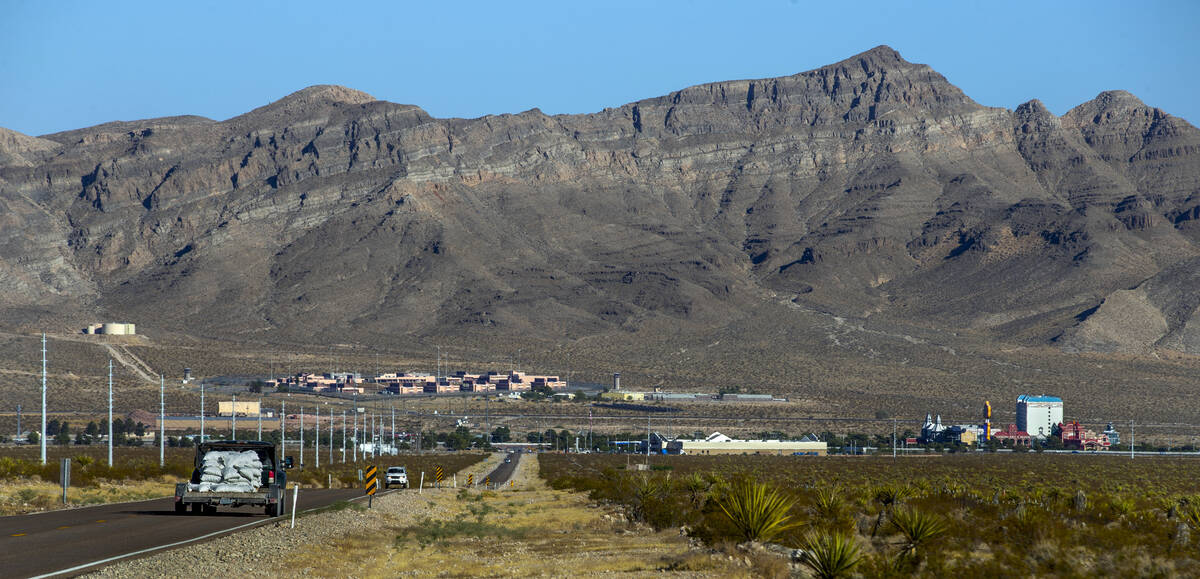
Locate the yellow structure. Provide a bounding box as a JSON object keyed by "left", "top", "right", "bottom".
{"left": 218, "top": 400, "right": 261, "bottom": 417}
{"left": 600, "top": 391, "right": 646, "bottom": 401}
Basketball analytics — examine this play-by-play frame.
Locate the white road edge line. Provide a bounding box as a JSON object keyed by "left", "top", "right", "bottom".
{"left": 30, "top": 490, "right": 388, "bottom": 579}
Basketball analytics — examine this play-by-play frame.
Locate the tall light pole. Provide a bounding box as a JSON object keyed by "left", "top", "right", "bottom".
{"left": 107, "top": 359, "right": 114, "bottom": 467}
{"left": 231, "top": 395, "right": 237, "bottom": 440}
{"left": 40, "top": 333, "right": 47, "bottom": 465}
{"left": 160, "top": 374, "right": 165, "bottom": 468}
{"left": 341, "top": 410, "right": 346, "bottom": 462}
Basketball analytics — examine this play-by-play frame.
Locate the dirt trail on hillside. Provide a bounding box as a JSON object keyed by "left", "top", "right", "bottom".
{"left": 102, "top": 344, "right": 157, "bottom": 384}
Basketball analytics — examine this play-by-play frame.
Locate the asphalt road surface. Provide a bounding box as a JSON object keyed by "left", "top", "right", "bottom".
{"left": 0, "top": 487, "right": 379, "bottom": 578}
{"left": 482, "top": 452, "right": 520, "bottom": 487}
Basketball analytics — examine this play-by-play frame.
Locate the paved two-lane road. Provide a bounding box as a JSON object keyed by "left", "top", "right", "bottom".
{"left": 482, "top": 452, "right": 521, "bottom": 486}
{"left": 0, "top": 488, "right": 376, "bottom": 578}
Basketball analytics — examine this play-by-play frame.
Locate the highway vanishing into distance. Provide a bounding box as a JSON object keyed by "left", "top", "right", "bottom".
{"left": 1, "top": 452, "right": 521, "bottom": 578}
{"left": 0, "top": 487, "right": 374, "bottom": 578}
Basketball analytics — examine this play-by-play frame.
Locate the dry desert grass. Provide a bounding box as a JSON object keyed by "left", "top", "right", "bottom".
{"left": 281, "top": 454, "right": 751, "bottom": 578}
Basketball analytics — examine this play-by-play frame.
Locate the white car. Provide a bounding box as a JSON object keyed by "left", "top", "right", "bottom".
{"left": 385, "top": 466, "right": 408, "bottom": 489}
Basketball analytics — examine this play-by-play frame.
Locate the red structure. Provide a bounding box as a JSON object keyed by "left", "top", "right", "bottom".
{"left": 1058, "top": 421, "right": 1111, "bottom": 451}
{"left": 992, "top": 424, "right": 1031, "bottom": 446}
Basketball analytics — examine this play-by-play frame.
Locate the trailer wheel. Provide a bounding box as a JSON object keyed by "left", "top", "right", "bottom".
{"left": 175, "top": 502, "right": 187, "bottom": 514}
{"left": 190, "top": 503, "right": 202, "bottom": 514}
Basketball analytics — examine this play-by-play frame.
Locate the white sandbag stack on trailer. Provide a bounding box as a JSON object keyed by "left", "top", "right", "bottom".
{"left": 189, "top": 450, "right": 263, "bottom": 492}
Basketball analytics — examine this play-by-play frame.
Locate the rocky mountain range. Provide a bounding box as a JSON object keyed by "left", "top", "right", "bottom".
{"left": 2, "top": 45, "right": 1198, "bottom": 357}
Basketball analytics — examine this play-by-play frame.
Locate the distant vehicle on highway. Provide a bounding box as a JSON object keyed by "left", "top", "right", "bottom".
{"left": 385, "top": 466, "right": 409, "bottom": 489}
{"left": 504, "top": 457, "right": 512, "bottom": 463}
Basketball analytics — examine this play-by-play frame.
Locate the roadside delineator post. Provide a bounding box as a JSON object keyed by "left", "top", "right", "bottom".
{"left": 290, "top": 485, "right": 299, "bottom": 529}
{"left": 419, "top": 471, "right": 425, "bottom": 494}
{"left": 60, "top": 458, "right": 70, "bottom": 504}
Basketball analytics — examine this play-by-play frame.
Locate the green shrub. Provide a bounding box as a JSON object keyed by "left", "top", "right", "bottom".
{"left": 714, "top": 478, "right": 798, "bottom": 543}
{"left": 797, "top": 531, "right": 862, "bottom": 579}
{"left": 890, "top": 506, "right": 947, "bottom": 559}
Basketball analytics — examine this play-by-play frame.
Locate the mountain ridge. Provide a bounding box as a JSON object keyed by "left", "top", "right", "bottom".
{"left": 0, "top": 45, "right": 1197, "bottom": 362}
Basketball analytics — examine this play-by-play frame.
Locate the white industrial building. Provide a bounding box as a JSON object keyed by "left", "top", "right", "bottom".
{"left": 83, "top": 322, "right": 136, "bottom": 335}
{"left": 666, "top": 432, "right": 827, "bottom": 456}
{"left": 1016, "top": 395, "right": 1063, "bottom": 439}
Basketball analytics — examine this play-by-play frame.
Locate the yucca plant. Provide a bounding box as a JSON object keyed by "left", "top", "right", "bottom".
{"left": 1107, "top": 496, "right": 1134, "bottom": 518}
{"left": 797, "top": 531, "right": 862, "bottom": 579}
{"left": 814, "top": 486, "right": 844, "bottom": 520}
{"left": 890, "top": 506, "right": 947, "bottom": 559}
{"left": 682, "top": 472, "right": 710, "bottom": 506}
{"left": 626, "top": 472, "right": 669, "bottom": 522}
{"left": 1178, "top": 502, "right": 1200, "bottom": 530}
{"left": 714, "top": 478, "right": 798, "bottom": 542}
{"left": 871, "top": 484, "right": 914, "bottom": 537}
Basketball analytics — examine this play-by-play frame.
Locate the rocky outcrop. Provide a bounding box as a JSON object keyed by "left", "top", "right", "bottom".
{"left": 0, "top": 46, "right": 1197, "bottom": 354}
{"left": 1059, "top": 257, "right": 1200, "bottom": 354}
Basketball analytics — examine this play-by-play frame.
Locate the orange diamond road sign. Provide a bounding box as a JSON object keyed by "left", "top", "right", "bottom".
{"left": 365, "top": 465, "right": 379, "bottom": 496}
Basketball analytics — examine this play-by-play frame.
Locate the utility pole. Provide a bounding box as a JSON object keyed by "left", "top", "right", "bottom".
{"left": 352, "top": 407, "right": 358, "bottom": 462}
{"left": 328, "top": 406, "right": 334, "bottom": 464}
{"left": 200, "top": 382, "right": 205, "bottom": 442}
{"left": 892, "top": 418, "right": 897, "bottom": 460}
{"left": 107, "top": 359, "right": 113, "bottom": 467}
{"left": 231, "top": 395, "right": 237, "bottom": 440}
{"left": 280, "top": 401, "right": 286, "bottom": 461}
{"left": 437, "top": 345, "right": 441, "bottom": 381}
{"left": 257, "top": 398, "right": 263, "bottom": 441}
{"left": 40, "top": 334, "right": 47, "bottom": 465}
{"left": 314, "top": 405, "right": 319, "bottom": 469}
{"left": 1131, "top": 420, "right": 1135, "bottom": 459}
{"left": 299, "top": 407, "right": 304, "bottom": 469}
{"left": 391, "top": 405, "right": 395, "bottom": 456}
{"left": 646, "top": 413, "right": 651, "bottom": 458}
{"left": 160, "top": 375, "right": 165, "bottom": 468}
{"left": 342, "top": 410, "right": 346, "bottom": 462}
{"left": 16, "top": 404, "right": 21, "bottom": 444}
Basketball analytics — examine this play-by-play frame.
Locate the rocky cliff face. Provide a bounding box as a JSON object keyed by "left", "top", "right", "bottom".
{"left": 1, "top": 46, "right": 1197, "bottom": 354}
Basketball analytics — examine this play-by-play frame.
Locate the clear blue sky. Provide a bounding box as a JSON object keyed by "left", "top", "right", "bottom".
{"left": 2, "top": 0, "right": 1197, "bottom": 136}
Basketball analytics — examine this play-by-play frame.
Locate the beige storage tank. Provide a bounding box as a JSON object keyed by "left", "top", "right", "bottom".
{"left": 101, "top": 323, "right": 126, "bottom": 335}
{"left": 124, "top": 323, "right": 135, "bottom": 334}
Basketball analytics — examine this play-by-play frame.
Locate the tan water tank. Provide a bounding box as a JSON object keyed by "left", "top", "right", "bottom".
{"left": 101, "top": 323, "right": 126, "bottom": 335}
